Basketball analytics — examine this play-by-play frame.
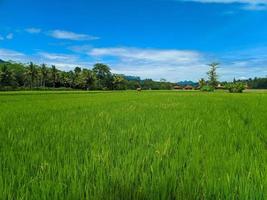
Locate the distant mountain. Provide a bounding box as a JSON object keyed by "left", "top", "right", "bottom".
{"left": 123, "top": 75, "right": 141, "bottom": 81}
{"left": 177, "top": 80, "right": 198, "bottom": 87}
{"left": 0, "top": 59, "right": 5, "bottom": 63}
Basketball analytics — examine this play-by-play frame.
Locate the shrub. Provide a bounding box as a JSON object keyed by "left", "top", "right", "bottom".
{"left": 200, "top": 85, "right": 215, "bottom": 92}
{"left": 226, "top": 82, "right": 245, "bottom": 93}
{"left": 0, "top": 86, "right": 18, "bottom": 91}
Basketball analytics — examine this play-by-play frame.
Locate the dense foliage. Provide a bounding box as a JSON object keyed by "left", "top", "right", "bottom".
{"left": 200, "top": 85, "right": 215, "bottom": 92}
{"left": 0, "top": 61, "right": 174, "bottom": 91}
{"left": 238, "top": 77, "right": 267, "bottom": 89}
{"left": 226, "top": 82, "right": 246, "bottom": 93}
{"left": 2, "top": 60, "right": 267, "bottom": 91}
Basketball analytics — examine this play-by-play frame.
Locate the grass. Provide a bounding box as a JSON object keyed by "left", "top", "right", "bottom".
{"left": 0, "top": 91, "right": 267, "bottom": 199}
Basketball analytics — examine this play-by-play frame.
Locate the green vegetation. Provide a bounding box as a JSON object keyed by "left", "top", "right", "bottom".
{"left": 2, "top": 60, "right": 267, "bottom": 91}
{"left": 206, "top": 62, "right": 219, "bottom": 88}
{"left": 226, "top": 82, "right": 246, "bottom": 93}
{"left": 198, "top": 63, "right": 219, "bottom": 92}
{"left": 0, "top": 91, "right": 267, "bottom": 199}
{"left": 0, "top": 61, "right": 173, "bottom": 91}
{"left": 237, "top": 77, "right": 267, "bottom": 89}
{"left": 198, "top": 78, "right": 206, "bottom": 88}
{"left": 200, "top": 85, "right": 215, "bottom": 92}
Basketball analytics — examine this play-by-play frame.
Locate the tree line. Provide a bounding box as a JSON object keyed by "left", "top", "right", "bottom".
{"left": 0, "top": 61, "right": 174, "bottom": 90}
{"left": 199, "top": 63, "right": 267, "bottom": 90}
{"left": 237, "top": 78, "right": 267, "bottom": 89}
{"left": 1, "top": 60, "right": 267, "bottom": 91}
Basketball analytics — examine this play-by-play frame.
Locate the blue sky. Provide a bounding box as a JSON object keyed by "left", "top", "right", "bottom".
{"left": 1, "top": 0, "right": 267, "bottom": 81}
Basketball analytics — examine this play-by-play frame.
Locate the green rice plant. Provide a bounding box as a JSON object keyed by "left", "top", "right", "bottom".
{"left": 0, "top": 91, "right": 266, "bottom": 199}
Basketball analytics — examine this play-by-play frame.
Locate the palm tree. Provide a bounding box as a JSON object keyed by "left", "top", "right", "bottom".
{"left": 59, "top": 72, "right": 69, "bottom": 87}
{"left": 67, "top": 71, "right": 75, "bottom": 88}
{"left": 198, "top": 78, "right": 206, "bottom": 88}
{"left": 41, "top": 64, "right": 48, "bottom": 87}
{"left": 112, "top": 74, "right": 125, "bottom": 90}
{"left": 82, "top": 69, "right": 95, "bottom": 90}
{"left": 73, "top": 67, "right": 82, "bottom": 88}
{"left": 51, "top": 65, "right": 57, "bottom": 88}
{"left": 92, "top": 63, "right": 112, "bottom": 89}
{"left": 26, "top": 62, "right": 37, "bottom": 88}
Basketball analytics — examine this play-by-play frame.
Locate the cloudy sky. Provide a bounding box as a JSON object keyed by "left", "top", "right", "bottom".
{"left": 0, "top": 0, "right": 267, "bottom": 81}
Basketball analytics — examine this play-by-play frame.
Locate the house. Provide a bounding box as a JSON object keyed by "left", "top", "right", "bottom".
{"left": 216, "top": 84, "right": 225, "bottom": 90}
{"left": 184, "top": 85, "right": 194, "bottom": 90}
{"left": 173, "top": 85, "right": 183, "bottom": 90}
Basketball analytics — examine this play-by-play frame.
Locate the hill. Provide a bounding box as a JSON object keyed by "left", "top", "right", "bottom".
{"left": 177, "top": 80, "right": 198, "bottom": 87}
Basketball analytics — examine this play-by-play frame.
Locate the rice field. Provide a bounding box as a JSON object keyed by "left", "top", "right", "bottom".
{"left": 0, "top": 91, "right": 267, "bottom": 199}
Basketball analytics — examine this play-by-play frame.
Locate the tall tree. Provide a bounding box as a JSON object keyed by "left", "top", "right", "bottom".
{"left": 74, "top": 67, "right": 82, "bottom": 88}
{"left": 198, "top": 78, "right": 206, "bottom": 88}
{"left": 41, "top": 64, "right": 48, "bottom": 87}
{"left": 207, "top": 62, "right": 219, "bottom": 88}
{"left": 112, "top": 74, "right": 126, "bottom": 90}
{"left": 74, "top": 67, "right": 82, "bottom": 75}
{"left": 51, "top": 65, "right": 57, "bottom": 88}
{"left": 82, "top": 69, "right": 96, "bottom": 90}
{"left": 0, "top": 65, "right": 15, "bottom": 86}
{"left": 59, "top": 71, "right": 69, "bottom": 88}
{"left": 67, "top": 71, "right": 75, "bottom": 88}
{"left": 92, "top": 63, "right": 112, "bottom": 89}
{"left": 26, "top": 62, "right": 37, "bottom": 88}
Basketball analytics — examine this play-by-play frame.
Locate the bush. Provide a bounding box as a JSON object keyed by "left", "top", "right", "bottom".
{"left": 0, "top": 86, "right": 18, "bottom": 91}
{"left": 0, "top": 86, "right": 77, "bottom": 91}
{"left": 226, "top": 83, "right": 245, "bottom": 93}
{"left": 200, "top": 85, "right": 215, "bottom": 92}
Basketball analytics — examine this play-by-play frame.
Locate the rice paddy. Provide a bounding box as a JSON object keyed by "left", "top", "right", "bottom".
{"left": 0, "top": 91, "right": 267, "bottom": 199}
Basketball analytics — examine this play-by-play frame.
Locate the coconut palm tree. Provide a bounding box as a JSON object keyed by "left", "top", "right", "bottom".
{"left": 51, "top": 65, "right": 57, "bottom": 88}
{"left": 198, "top": 78, "right": 206, "bottom": 88}
{"left": 41, "top": 64, "right": 48, "bottom": 87}
{"left": 82, "top": 69, "right": 95, "bottom": 90}
{"left": 26, "top": 62, "right": 37, "bottom": 88}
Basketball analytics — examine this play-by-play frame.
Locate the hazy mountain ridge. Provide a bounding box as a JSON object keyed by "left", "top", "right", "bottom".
{"left": 177, "top": 80, "right": 198, "bottom": 86}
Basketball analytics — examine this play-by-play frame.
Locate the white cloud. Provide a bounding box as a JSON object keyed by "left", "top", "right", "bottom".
{"left": 6, "top": 33, "right": 13, "bottom": 40}
{"left": 25, "top": 28, "right": 41, "bottom": 34}
{"left": 215, "top": 47, "right": 267, "bottom": 80}
{"left": 1, "top": 46, "right": 267, "bottom": 82}
{"left": 89, "top": 47, "right": 202, "bottom": 64}
{"left": 36, "top": 52, "right": 87, "bottom": 70}
{"left": 86, "top": 47, "right": 208, "bottom": 81}
{"left": 218, "top": 64, "right": 267, "bottom": 80}
{"left": 0, "top": 48, "right": 26, "bottom": 61}
{"left": 71, "top": 46, "right": 267, "bottom": 81}
{"left": 48, "top": 30, "right": 99, "bottom": 41}
{"left": 182, "top": 0, "right": 267, "bottom": 10}
{"left": 184, "top": 0, "right": 266, "bottom": 3}
{"left": 0, "top": 48, "right": 90, "bottom": 71}
{"left": 242, "top": 3, "right": 267, "bottom": 10}
{"left": 38, "top": 52, "right": 77, "bottom": 61}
